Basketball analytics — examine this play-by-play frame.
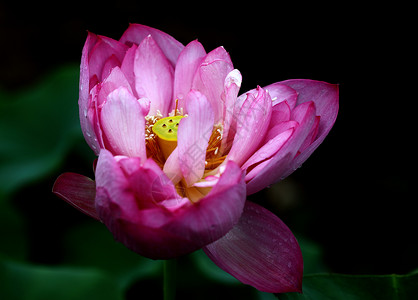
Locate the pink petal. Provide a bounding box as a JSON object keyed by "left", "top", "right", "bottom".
{"left": 192, "top": 46, "right": 234, "bottom": 122}
{"left": 264, "top": 120, "right": 298, "bottom": 142}
{"left": 279, "top": 79, "right": 339, "bottom": 169}
{"left": 134, "top": 35, "right": 174, "bottom": 116}
{"left": 269, "top": 101, "right": 291, "bottom": 128}
{"left": 173, "top": 40, "right": 206, "bottom": 109}
{"left": 178, "top": 90, "right": 214, "bottom": 186}
{"left": 203, "top": 201, "right": 303, "bottom": 293}
{"left": 227, "top": 87, "right": 272, "bottom": 166}
{"left": 101, "top": 55, "right": 121, "bottom": 81}
{"left": 100, "top": 87, "right": 146, "bottom": 160}
{"left": 97, "top": 66, "right": 132, "bottom": 107}
{"left": 79, "top": 32, "right": 101, "bottom": 155}
{"left": 246, "top": 101, "right": 317, "bottom": 194}
{"left": 120, "top": 24, "right": 184, "bottom": 66}
{"left": 52, "top": 172, "right": 99, "bottom": 220}
{"left": 163, "top": 147, "right": 183, "bottom": 185}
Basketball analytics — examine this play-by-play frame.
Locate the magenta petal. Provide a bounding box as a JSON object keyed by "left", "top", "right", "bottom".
{"left": 52, "top": 172, "right": 99, "bottom": 220}
{"left": 203, "top": 201, "right": 303, "bottom": 293}
{"left": 120, "top": 24, "right": 184, "bottom": 66}
{"left": 95, "top": 150, "right": 246, "bottom": 259}
{"left": 79, "top": 32, "right": 101, "bottom": 155}
{"left": 164, "top": 160, "right": 246, "bottom": 251}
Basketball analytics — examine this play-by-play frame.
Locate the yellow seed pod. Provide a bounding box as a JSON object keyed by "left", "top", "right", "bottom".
{"left": 152, "top": 116, "right": 184, "bottom": 141}
{"left": 152, "top": 116, "right": 185, "bottom": 159}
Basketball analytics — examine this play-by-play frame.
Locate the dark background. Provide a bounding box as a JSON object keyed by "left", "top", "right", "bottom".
{"left": 1, "top": 0, "right": 415, "bottom": 283}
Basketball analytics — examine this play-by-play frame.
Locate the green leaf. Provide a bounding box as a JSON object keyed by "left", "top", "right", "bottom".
{"left": 0, "top": 256, "right": 123, "bottom": 300}
{"left": 0, "top": 65, "right": 82, "bottom": 197}
{"left": 62, "top": 221, "right": 162, "bottom": 289}
{"left": 276, "top": 272, "right": 418, "bottom": 300}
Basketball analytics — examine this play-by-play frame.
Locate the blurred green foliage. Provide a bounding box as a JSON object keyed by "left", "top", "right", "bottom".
{"left": 0, "top": 66, "right": 416, "bottom": 299}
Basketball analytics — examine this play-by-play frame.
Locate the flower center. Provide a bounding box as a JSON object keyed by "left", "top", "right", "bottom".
{"left": 151, "top": 116, "right": 185, "bottom": 160}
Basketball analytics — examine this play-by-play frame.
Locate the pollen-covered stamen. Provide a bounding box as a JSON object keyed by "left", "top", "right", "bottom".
{"left": 152, "top": 115, "right": 185, "bottom": 160}
{"left": 145, "top": 112, "right": 165, "bottom": 168}
{"left": 205, "top": 124, "right": 227, "bottom": 171}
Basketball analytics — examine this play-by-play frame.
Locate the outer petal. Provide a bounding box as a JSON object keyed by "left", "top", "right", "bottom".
{"left": 134, "top": 35, "right": 174, "bottom": 116}
{"left": 279, "top": 79, "right": 339, "bottom": 171}
{"left": 52, "top": 172, "right": 99, "bottom": 220}
{"left": 246, "top": 101, "right": 317, "bottom": 194}
{"left": 95, "top": 150, "right": 246, "bottom": 259}
{"left": 120, "top": 24, "right": 184, "bottom": 66}
{"left": 178, "top": 90, "right": 214, "bottom": 186}
{"left": 162, "top": 160, "right": 246, "bottom": 253}
{"left": 203, "top": 201, "right": 303, "bottom": 293}
{"left": 79, "top": 32, "right": 101, "bottom": 155}
{"left": 100, "top": 87, "right": 146, "bottom": 160}
{"left": 173, "top": 40, "right": 206, "bottom": 109}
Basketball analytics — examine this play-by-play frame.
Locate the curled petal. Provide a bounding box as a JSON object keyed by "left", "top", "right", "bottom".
{"left": 204, "top": 201, "right": 303, "bottom": 293}
{"left": 221, "top": 69, "right": 242, "bottom": 153}
{"left": 95, "top": 150, "right": 246, "bottom": 259}
{"left": 52, "top": 172, "right": 99, "bottom": 220}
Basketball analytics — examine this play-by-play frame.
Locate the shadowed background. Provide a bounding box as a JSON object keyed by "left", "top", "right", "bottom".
{"left": 0, "top": 1, "right": 415, "bottom": 299}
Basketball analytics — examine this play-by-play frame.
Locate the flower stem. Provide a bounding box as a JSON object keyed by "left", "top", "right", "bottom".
{"left": 163, "top": 259, "right": 177, "bottom": 300}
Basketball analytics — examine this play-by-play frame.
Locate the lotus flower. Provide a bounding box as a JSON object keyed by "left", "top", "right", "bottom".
{"left": 53, "top": 24, "right": 338, "bottom": 293}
